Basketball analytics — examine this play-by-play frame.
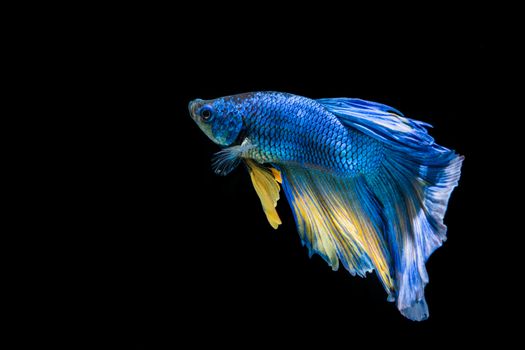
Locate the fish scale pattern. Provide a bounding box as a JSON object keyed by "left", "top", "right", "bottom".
{"left": 190, "top": 90, "right": 464, "bottom": 321}
{"left": 227, "top": 92, "right": 384, "bottom": 176}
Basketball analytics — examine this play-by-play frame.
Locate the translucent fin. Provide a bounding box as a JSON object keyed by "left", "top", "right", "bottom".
{"left": 245, "top": 160, "right": 282, "bottom": 229}
{"left": 317, "top": 98, "right": 435, "bottom": 151}
{"left": 279, "top": 165, "right": 395, "bottom": 295}
{"left": 318, "top": 97, "right": 405, "bottom": 116}
{"left": 318, "top": 97, "right": 464, "bottom": 321}
{"left": 212, "top": 139, "right": 255, "bottom": 176}
{"left": 368, "top": 152, "right": 463, "bottom": 321}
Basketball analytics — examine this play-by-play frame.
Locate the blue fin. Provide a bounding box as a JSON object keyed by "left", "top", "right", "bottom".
{"left": 318, "top": 97, "right": 464, "bottom": 321}
{"left": 278, "top": 165, "right": 396, "bottom": 298}
{"left": 317, "top": 98, "right": 435, "bottom": 152}
{"left": 318, "top": 97, "right": 406, "bottom": 116}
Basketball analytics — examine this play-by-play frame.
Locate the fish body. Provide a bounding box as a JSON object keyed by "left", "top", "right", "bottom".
{"left": 189, "top": 91, "right": 463, "bottom": 321}
{"left": 191, "top": 92, "right": 383, "bottom": 176}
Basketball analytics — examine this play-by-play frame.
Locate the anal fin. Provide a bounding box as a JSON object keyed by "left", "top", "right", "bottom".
{"left": 280, "top": 165, "right": 395, "bottom": 294}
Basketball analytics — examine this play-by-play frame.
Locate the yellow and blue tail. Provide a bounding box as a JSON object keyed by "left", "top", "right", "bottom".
{"left": 245, "top": 98, "right": 462, "bottom": 321}
{"left": 317, "top": 98, "right": 463, "bottom": 320}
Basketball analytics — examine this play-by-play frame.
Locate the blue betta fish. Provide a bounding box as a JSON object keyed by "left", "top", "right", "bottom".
{"left": 188, "top": 91, "right": 463, "bottom": 321}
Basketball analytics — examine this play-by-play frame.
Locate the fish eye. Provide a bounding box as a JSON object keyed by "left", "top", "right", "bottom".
{"left": 200, "top": 106, "right": 214, "bottom": 121}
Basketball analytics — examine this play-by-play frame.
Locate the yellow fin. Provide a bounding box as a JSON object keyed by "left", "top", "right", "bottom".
{"left": 246, "top": 159, "right": 282, "bottom": 229}
{"left": 280, "top": 166, "right": 395, "bottom": 293}
{"left": 270, "top": 168, "right": 282, "bottom": 183}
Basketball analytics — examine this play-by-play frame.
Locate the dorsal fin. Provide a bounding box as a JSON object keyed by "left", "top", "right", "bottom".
{"left": 317, "top": 98, "right": 439, "bottom": 153}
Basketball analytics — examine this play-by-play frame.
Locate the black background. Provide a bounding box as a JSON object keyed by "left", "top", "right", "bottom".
{"left": 83, "top": 8, "right": 510, "bottom": 347}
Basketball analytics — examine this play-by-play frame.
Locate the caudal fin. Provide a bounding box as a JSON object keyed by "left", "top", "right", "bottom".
{"left": 372, "top": 146, "right": 462, "bottom": 320}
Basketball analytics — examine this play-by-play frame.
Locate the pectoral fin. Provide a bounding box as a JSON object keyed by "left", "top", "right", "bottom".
{"left": 245, "top": 159, "right": 282, "bottom": 229}
{"left": 212, "top": 139, "right": 255, "bottom": 176}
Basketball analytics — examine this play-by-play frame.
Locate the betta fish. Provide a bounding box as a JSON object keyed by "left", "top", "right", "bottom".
{"left": 188, "top": 91, "right": 463, "bottom": 321}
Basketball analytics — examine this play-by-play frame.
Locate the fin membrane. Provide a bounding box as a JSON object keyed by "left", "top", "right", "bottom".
{"left": 212, "top": 139, "right": 255, "bottom": 176}
{"left": 318, "top": 97, "right": 464, "bottom": 321}
{"left": 316, "top": 97, "right": 435, "bottom": 151}
{"left": 245, "top": 160, "right": 282, "bottom": 229}
{"left": 279, "top": 165, "right": 395, "bottom": 295}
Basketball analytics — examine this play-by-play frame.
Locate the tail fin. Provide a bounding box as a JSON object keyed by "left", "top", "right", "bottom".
{"left": 370, "top": 148, "right": 462, "bottom": 320}
{"left": 318, "top": 98, "right": 464, "bottom": 320}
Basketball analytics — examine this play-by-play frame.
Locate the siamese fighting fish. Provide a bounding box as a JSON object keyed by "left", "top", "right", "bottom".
{"left": 188, "top": 91, "right": 463, "bottom": 321}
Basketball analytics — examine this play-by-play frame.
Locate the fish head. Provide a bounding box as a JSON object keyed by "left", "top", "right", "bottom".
{"left": 188, "top": 97, "right": 244, "bottom": 147}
